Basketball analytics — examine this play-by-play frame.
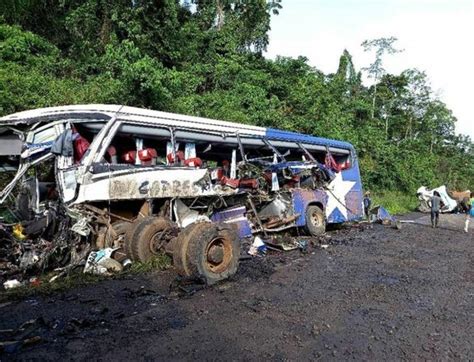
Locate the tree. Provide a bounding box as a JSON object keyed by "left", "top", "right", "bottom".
{"left": 190, "top": 0, "right": 282, "bottom": 53}
{"left": 361, "top": 37, "right": 403, "bottom": 120}
{"left": 1, "top": 5, "right": 472, "bottom": 195}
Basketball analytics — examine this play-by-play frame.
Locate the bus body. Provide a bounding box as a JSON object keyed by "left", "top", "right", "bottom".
{"left": 0, "top": 105, "right": 364, "bottom": 283}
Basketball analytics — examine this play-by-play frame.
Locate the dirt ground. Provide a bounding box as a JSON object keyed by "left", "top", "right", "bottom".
{"left": 1, "top": 212, "right": 473, "bottom": 360}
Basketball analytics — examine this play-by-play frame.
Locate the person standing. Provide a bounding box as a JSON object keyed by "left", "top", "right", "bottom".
{"left": 464, "top": 192, "right": 474, "bottom": 233}
{"left": 431, "top": 191, "right": 441, "bottom": 228}
{"left": 363, "top": 191, "right": 372, "bottom": 219}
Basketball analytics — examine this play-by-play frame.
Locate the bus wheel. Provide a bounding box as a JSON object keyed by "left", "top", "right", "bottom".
{"left": 128, "top": 217, "right": 175, "bottom": 262}
{"left": 173, "top": 222, "right": 240, "bottom": 285}
{"left": 124, "top": 216, "right": 148, "bottom": 258}
{"left": 305, "top": 205, "right": 326, "bottom": 236}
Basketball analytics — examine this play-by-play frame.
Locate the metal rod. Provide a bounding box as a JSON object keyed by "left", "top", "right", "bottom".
{"left": 247, "top": 195, "right": 267, "bottom": 237}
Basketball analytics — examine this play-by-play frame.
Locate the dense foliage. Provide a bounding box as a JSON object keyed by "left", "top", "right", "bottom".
{"left": 1, "top": 0, "right": 472, "bottom": 194}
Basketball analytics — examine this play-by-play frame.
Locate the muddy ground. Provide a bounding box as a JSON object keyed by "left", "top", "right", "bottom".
{"left": 1, "top": 212, "right": 473, "bottom": 360}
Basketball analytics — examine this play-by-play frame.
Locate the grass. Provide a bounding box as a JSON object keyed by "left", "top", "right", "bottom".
{"left": 128, "top": 254, "right": 172, "bottom": 273}
{"left": 0, "top": 254, "right": 172, "bottom": 302}
{"left": 371, "top": 190, "right": 418, "bottom": 215}
{"left": 0, "top": 273, "right": 107, "bottom": 302}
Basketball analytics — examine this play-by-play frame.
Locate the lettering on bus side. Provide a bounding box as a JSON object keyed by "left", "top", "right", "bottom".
{"left": 108, "top": 179, "right": 203, "bottom": 199}
{"left": 149, "top": 179, "right": 200, "bottom": 197}
{"left": 109, "top": 179, "right": 138, "bottom": 198}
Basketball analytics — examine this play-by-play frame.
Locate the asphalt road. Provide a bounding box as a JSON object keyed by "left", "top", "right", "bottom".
{"left": 1, "top": 212, "right": 473, "bottom": 360}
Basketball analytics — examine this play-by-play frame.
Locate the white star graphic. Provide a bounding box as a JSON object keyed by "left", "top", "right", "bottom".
{"left": 325, "top": 172, "right": 356, "bottom": 220}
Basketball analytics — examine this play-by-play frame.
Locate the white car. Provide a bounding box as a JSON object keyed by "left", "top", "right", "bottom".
{"left": 416, "top": 185, "right": 458, "bottom": 213}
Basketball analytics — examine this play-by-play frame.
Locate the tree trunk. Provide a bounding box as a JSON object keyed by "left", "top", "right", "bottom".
{"left": 216, "top": 0, "right": 224, "bottom": 30}
{"left": 405, "top": 116, "right": 413, "bottom": 140}
{"left": 371, "top": 83, "right": 377, "bottom": 119}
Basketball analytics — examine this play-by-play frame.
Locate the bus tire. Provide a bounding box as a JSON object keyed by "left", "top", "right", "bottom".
{"left": 173, "top": 222, "right": 240, "bottom": 285}
{"left": 129, "top": 217, "right": 173, "bottom": 262}
{"left": 124, "top": 216, "right": 150, "bottom": 259}
{"left": 305, "top": 205, "right": 326, "bottom": 236}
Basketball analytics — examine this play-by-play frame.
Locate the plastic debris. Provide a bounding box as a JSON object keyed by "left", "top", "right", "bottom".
{"left": 12, "top": 224, "right": 26, "bottom": 240}
{"left": 248, "top": 236, "right": 267, "bottom": 256}
{"left": 29, "top": 277, "right": 41, "bottom": 287}
{"left": 19, "top": 250, "right": 40, "bottom": 270}
{"left": 297, "top": 239, "right": 308, "bottom": 253}
{"left": 391, "top": 219, "right": 402, "bottom": 230}
{"left": 3, "top": 279, "right": 22, "bottom": 289}
{"left": 83, "top": 248, "right": 129, "bottom": 275}
{"left": 1, "top": 206, "right": 90, "bottom": 285}
{"left": 70, "top": 217, "right": 91, "bottom": 237}
{"left": 263, "top": 235, "right": 299, "bottom": 251}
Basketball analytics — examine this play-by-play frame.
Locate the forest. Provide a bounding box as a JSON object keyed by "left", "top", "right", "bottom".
{"left": 1, "top": 0, "right": 472, "bottom": 210}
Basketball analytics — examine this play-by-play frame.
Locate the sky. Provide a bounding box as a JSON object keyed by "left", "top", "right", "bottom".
{"left": 265, "top": 0, "right": 474, "bottom": 139}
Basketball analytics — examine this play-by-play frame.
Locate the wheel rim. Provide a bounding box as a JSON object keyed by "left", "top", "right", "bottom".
{"left": 205, "top": 236, "right": 233, "bottom": 273}
{"left": 150, "top": 227, "right": 170, "bottom": 255}
{"left": 310, "top": 210, "right": 323, "bottom": 227}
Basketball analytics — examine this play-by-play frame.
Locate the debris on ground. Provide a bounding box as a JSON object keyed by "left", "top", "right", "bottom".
{"left": 3, "top": 279, "right": 21, "bottom": 289}
{"left": 0, "top": 318, "right": 45, "bottom": 353}
{"left": 0, "top": 214, "right": 472, "bottom": 360}
{"left": 297, "top": 239, "right": 308, "bottom": 253}
{"left": 368, "top": 206, "right": 403, "bottom": 230}
{"left": 0, "top": 205, "right": 92, "bottom": 287}
{"left": 248, "top": 236, "right": 267, "bottom": 256}
{"left": 264, "top": 235, "right": 299, "bottom": 251}
{"left": 83, "top": 248, "right": 131, "bottom": 276}
{"left": 369, "top": 206, "right": 394, "bottom": 224}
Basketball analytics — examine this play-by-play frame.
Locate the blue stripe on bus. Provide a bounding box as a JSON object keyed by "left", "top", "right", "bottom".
{"left": 265, "top": 128, "right": 354, "bottom": 151}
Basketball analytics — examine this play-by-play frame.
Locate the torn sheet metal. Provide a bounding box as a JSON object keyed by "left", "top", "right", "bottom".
{"left": 0, "top": 205, "right": 90, "bottom": 284}
{"left": 211, "top": 205, "right": 253, "bottom": 238}
{"left": 0, "top": 135, "right": 22, "bottom": 155}
{"left": 370, "top": 206, "right": 394, "bottom": 224}
{"left": 258, "top": 193, "right": 293, "bottom": 220}
{"left": 173, "top": 199, "right": 210, "bottom": 228}
{"left": 0, "top": 153, "right": 54, "bottom": 204}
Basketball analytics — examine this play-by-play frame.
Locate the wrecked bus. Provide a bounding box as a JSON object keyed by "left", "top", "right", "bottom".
{"left": 0, "top": 105, "right": 363, "bottom": 284}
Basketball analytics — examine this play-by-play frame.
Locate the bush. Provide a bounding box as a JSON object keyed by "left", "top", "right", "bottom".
{"left": 371, "top": 191, "right": 418, "bottom": 215}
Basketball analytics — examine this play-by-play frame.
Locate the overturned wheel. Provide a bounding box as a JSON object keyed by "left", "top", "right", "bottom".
{"left": 173, "top": 222, "right": 240, "bottom": 285}
{"left": 126, "top": 217, "right": 176, "bottom": 262}
{"left": 305, "top": 205, "right": 326, "bottom": 236}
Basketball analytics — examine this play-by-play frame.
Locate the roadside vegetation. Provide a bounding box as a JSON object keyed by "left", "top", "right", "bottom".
{"left": 0, "top": 255, "right": 172, "bottom": 301}
{"left": 0, "top": 1, "right": 472, "bottom": 205}
{"left": 371, "top": 191, "right": 418, "bottom": 215}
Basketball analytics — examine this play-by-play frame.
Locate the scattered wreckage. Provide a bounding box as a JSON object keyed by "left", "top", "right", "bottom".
{"left": 416, "top": 185, "right": 471, "bottom": 213}
{"left": 0, "top": 105, "right": 364, "bottom": 286}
